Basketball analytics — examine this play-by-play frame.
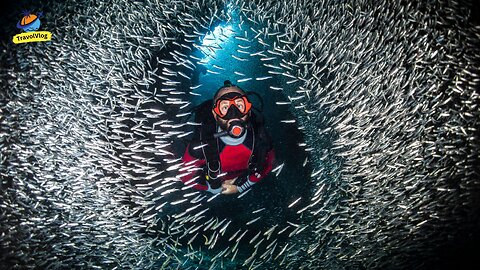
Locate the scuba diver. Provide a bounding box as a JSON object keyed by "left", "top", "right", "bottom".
{"left": 180, "top": 80, "right": 275, "bottom": 195}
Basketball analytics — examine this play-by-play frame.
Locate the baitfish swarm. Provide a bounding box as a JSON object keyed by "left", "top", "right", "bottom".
{"left": 1, "top": 0, "right": 479, "bottom": 269}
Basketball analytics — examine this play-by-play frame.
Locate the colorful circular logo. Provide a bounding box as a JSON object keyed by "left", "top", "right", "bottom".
{"left": 16, "top": 11, "right": 42, "bottom": 32}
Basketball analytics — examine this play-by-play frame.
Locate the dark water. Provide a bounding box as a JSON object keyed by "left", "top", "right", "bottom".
{"left": 2, "top": 1, "right": 479, "bottom": 269}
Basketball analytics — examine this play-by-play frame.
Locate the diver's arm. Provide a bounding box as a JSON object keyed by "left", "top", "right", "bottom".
{"left": 237, "top": 148, "right": 275, "bottom": 193}
{"left": 181, "top": 144, "right": 225, "bottom": 194}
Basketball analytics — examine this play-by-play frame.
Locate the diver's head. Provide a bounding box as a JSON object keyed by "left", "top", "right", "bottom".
{"left": 212, "top": 80, "right": 252, "bottom": 138}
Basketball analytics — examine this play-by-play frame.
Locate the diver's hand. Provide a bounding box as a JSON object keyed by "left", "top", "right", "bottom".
{"left": 221, "top": 183, "right": 239, "bottom": 194}
{"left": 223, "top": 177, "right": 238, "bottom": 185}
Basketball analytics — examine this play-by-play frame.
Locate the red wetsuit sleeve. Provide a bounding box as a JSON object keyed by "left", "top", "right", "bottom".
{"left": 180, "top": 143, "right": 207, "bottom": 191}
{"left": 248, "top": 148, "right": 275, "bottom": 183}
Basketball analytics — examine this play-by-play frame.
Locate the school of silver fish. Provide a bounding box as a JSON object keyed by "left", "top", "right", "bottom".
{"left": 1, "top": 0, "right": 479, "bottom": 269}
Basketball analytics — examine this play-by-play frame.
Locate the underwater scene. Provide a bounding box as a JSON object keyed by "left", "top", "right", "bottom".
{"left": 1, "top": 0, "right": 480, "bottom": 269}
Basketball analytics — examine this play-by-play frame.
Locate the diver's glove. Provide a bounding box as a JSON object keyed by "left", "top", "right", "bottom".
{"left": 235, "top": 172, "right": 261, "bottom": 193}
